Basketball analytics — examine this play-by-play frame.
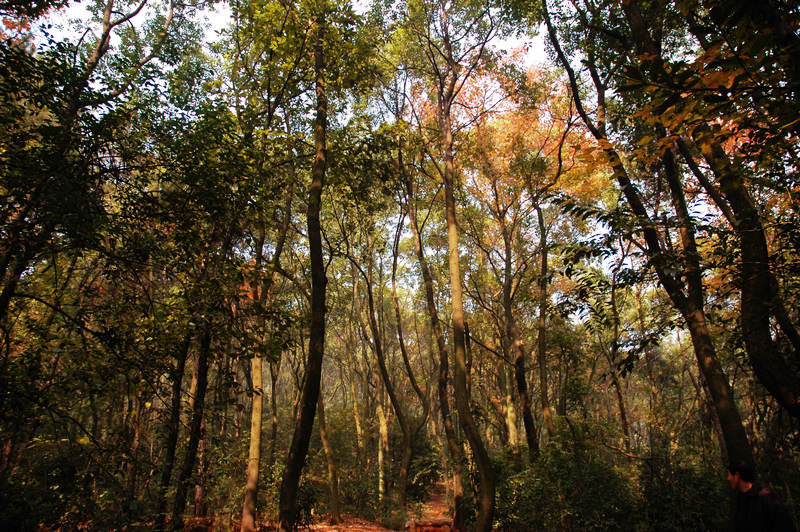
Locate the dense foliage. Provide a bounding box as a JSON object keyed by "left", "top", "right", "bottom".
{"left": 1, "top": 0, "right": 799, "bottom": 530}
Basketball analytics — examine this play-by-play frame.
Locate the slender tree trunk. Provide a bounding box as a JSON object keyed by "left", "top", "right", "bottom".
{"left": 404, "top": 175, "right": 465, "bottom": 531}
{"left": 154, "top": 335, "right": 190, "bottom": 531}
{"left": 502, "top": 235, "right": 538, "bottom": 460}
{"left": 350, "top": 265, "right": 366, "bottom": 466}
{"left": 377, "top": 390, "right": 389, "bottom": 507}
{"left": 278, "top": 11, "right": 328, "bottom": 529}
{"left": 241, "top": 174, "right": 293, "bottom": 531}
{"left": 171, "top": 325, "right": 211, "bottom": 530}
{"left": 267, "top": 358, "right": 280, "bottom": 473}
{"left": 349, "top": 367, "right": 365, "bottom": 465}
{"left": 543, "top": 0, "right": 753, "bottom": 468}
{"left": 317, "top": 391, "right": 341, "bottom": 523}
{"left": 193, "top": 421, "right": 207, "bottom": 517}
{"left": 241, "top": 353, "right": 263, "bottom": 532}
{"left": 497, "top": 208, "right": 538, "bottom": 461}
{"left": 609, "top": 274, "right": 631, "bottom": 450}
{"left": 442, "top": 118, "right": 495, "bottom": 531}
{"left": 391, "top": 212, "right": 429, "bottom": 508}
{"left": 535, "top": 205, "right": 556, "bottom": 439}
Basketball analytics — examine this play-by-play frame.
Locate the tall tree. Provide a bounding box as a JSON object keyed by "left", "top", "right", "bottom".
{"left": 540, "top": 0, "right": 753, "bottom": 467}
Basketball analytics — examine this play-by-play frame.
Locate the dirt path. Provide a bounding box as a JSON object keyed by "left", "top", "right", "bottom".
{"left": 412, "top": 481, "right": 451, "bottom": 522}
{"left": 284, "top": 481, "right": 452, "bottom": 531}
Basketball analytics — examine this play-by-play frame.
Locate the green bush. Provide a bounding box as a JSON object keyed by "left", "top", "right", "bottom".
{"left": 494, "top": 441, "right": 639, "bottom": 531}
{"left": 640, "top": 461, "right": 728, "bottom": 531}
{"left": 406, "top": 437, "right": 442, "bottom": 503}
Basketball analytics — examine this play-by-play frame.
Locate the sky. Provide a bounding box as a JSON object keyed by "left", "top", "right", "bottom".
{"left": 47, "top": 0, "right": 546, "bottom": 67}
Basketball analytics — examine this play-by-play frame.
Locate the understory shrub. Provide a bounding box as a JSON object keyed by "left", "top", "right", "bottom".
{"left": 494, "top": 440, "right": 639, "bottom": 531}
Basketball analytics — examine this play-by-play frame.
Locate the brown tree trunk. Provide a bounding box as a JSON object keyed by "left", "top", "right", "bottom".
{"left": 377, "top": 390, "right": 389, "bottom": 507}
{"left": 693, "top": 131, "right": 800, "bottom": 418}
{"left": 154, "top": 335, "right": 190, "bottom": 531}
{"left": 442, "top": 119, "right": 495, "bottom": 531}
{"left": 267, "top": 358, "right": 280, "bottom": 474}
{"left": 502, "top": 228, "right": 539, "bottom": 462}
{"left": 391, "top": 213, "right": 429, "bottom": 508}
{"left": 278, "top": 11, "right": 328, "bottom": 529}
{"left": 193, "top": 421, "right": 207, "bottom": 517}
{"left": 535, "top": 205, "right": 556, "bottom": 439}
{"left": 241, "top": 159, "right": 293, "bottom": 532}
{"left": 171, "top": 325, "right": 211, "bottom": 530}
{"left": 317, "top": 390, "right": 341, "bottom": 523}
{"left": 543, "top": 0, "right": 753, "bottom": 468}
{"left": 404, "top": 175, "right": 465, "bottom": 531}
{"left": 241, "top": 353, "right": 263, "bottom": 532}
{"left": 608, "top": 277, "right": 630, "bottom": 451}
{"left": 502, "top": 367, "right": 518, "bottom": 447}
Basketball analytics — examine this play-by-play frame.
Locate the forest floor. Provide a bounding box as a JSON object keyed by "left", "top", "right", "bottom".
{"left": 252, "top": 481, "right": 452, "bottom": 531}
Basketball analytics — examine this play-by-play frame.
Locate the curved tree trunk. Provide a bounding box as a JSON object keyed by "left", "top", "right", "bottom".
{"left": 442, "top": 119, "right": 495, "bottom": 531}
{"left": 693, "top": 131, "right": 800, "bottom": 418}
{"left": 278, "top": 11, "right": 328, "bottom": 529}
{"left": 501, "top": 228, "right": 538, "bottom": 462}
{"left": 404, "top": 175, "right": 465, "bottom": 530}
{"left": 543, "top": 0, "right": 753, "bottom": 468}
{"left": 391, "top": 210, "right": 430, "bottom": 508}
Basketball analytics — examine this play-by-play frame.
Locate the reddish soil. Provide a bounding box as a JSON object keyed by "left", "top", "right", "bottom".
{"left": 250, "top": 481, "right": 453, "bottom": 531}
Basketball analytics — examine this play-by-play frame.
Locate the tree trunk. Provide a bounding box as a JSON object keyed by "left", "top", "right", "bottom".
{"left": 267, "top": 358, "right": 280, "bottom": 474}
{"left": 404, "top": 175, "right": 465, "bottom": 531}
{"left": 241, "top": 353, "right": 263, "bottom": 532}
{"left": 609, "top": 273, "right": 631, "bottom": 450}
{"left": 693, "top": 130, "right": 800, "bottom": 418}
{"left": 154, "top": 335, "right": 190, "bottom": 531}
{"left": 241, "top": 175, "right": 292, "bottom": 531}
{"left": 442, "top": 118, "right": 495, "bottom": 531}
{"left": 535, "top": 205, "right": 556, "bottom": 439}
{"left": 193, "top": 421, "right": 207, "bottom": 517}
{"left": 377, "top": 390, "right": 389, "bottom": 507}
{"left": 391, "top": 212, "right": 429, "bottom": 507}
{"left": 543, "top": 0, "right": 753, "bottom": 468}
{"left": 277, "top": 11, "right": 328, "bottom": 529}
{"left": 317, "top": 390, "right": 341, "bottom": 523}
{"left": 502, "top": 367, "right": 518, "bottom": 447}
{"left": 171, "top": 325, "right": 211, "bottom": 530}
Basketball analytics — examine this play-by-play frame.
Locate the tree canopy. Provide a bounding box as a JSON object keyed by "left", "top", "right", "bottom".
{"left": 1, "top": 0, "right": 798, "bottom": 530}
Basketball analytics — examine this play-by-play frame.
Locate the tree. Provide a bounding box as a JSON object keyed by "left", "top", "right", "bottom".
{"left": 539, "top": 0, "right": 754, "bottom": 467}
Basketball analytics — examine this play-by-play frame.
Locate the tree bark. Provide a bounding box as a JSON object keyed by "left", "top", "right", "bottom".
{"left": 502, "top": 227, "right": 539, "bottom": 461}
{"left": 241, "top": 156, "right": 293, "bottom": 532}
{"left": 317, "top": 390, "right": 341, "bottom": 523}
{"left": 535, "top": 205, "right": 556, "bottom": 439}
{"left": 154, "top": 335, "right": 190, "bottom": 531}
{"left": 693, "top": 130, "right": 800, "bottom": 418}
{"left": 277, "top": 10, "right": 328, "bottom": 529}
{"left": 608, "top": 274, "right": 630, "bottom": 451}
{"left": 171, "top": 325, "right": 211, "bottom": 530}
{"left": 442, "top": 119, "right": 495, "bottom": 531}
{"left": 241, "top": 353, "right": 263, "bottom": 532}
{"left": 542, "top": 0, "right": 753, "bottom": 467}
{"left": 404, "top": 175, "right": 465, "bottom": 530}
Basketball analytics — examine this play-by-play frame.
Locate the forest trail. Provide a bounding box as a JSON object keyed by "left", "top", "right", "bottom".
{"left": 250, "top": 481, "right": 453, "bottom": 531}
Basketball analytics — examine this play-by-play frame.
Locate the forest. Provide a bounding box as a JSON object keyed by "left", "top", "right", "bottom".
{"left": 1, "top": 0, "right": 799, "bottom": 530}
